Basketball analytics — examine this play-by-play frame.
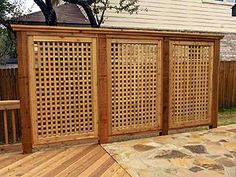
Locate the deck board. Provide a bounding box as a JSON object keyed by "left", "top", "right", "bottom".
{"left": 0, "top": 145, "right": 130, "bottom": 177}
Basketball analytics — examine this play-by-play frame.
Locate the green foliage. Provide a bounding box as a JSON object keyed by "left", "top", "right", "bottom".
{"left": 0, "top": 28, "right": 16, "bottom": 65}
{"left": 219, "top": 106, "right": 236, "bottom": 113}
{"left": 0, "top": 0, "right": 13, "bottom": 19}
{"left": 218, "top": 107, "right": 236, "bottom": 126}
{"left": 0, "top": 0, "right": 24, "bottom": 21}
{"left": 0, "top": 0, "right": 25, "bottom": 64}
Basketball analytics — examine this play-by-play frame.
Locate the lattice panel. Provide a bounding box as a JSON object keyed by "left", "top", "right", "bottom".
{"left": 109, "top": 39, "right": 162, "bottom": 135}
{"left": 169, "top": 41, "right": 213, "bottom": 128}
{"left": 30, "top": 37, "right": 97, "bottom": 144}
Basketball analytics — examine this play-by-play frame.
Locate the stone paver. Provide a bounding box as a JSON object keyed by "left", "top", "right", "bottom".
{"left": 103, "top": 124, "right": 236, "bottom": 177}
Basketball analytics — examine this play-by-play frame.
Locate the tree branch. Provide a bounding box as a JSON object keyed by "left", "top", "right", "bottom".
{"left": 98, "top": 0, "right": 108, "bottom": 26}
{"left": 0, "top": 16, "right": 13, "bottom": 32}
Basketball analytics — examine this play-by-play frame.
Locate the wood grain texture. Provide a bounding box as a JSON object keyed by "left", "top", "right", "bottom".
{"left": 0, "top": 145, "right": 129, "bottom": 177}
{"left": 211, "top": 40, "right": 220, "bottom": 128}
{"left": 0, "top": 68, "right": 18, "bottom": 100}
{"left": 0, "top": 100, "right": 20, "bottom": 110}
{"left": 3, "top": 110, "right": 8, "bottom": 144}
{"left": 98, "top": 35, "right": 109, "bottom": 144}
{"left": 162, "top": 37, "right": 170, "bottom": 135}
{"left": 16, "top": 32, "right": 33, "bottom": 153}
{"left": 11, "top": 25, "right": 224, "bottom": 39}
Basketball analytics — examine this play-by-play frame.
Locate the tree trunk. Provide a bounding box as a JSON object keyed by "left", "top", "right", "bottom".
{"left": 63, "top": 0, "right": 98, "bottom": 27}
{"left": 83, "top": 5, "right": 98, "bottom": 27}
{"left": 34, "top": 0, "right": 57, "bottom": 26}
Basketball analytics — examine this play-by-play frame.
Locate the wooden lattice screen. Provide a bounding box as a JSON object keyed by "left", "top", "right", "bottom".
{"left": 169, "top": 41, "right": 214, "bottom": 128}
{"left": 108, "top": 39, "right": 162, "bottom": 135}
{"left": 28, "top": 36, "right": 98, "bottom": 144}
{"left": 12, "top": 25, "right": 222, "bottom": 152}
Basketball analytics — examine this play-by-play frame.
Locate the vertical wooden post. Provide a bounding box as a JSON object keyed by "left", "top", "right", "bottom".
{"left": 97, "top": 35, "right": 109, "bottom": 143}
{"left": 11, "top": 110, "right": 16, "bottom": 143}
{"left": 16, "top": 32, "right": 33, "bottom": 153}
{"left": 162, "top": 37, "right": 170, "bottom": 135}
{"left": 3, "top": 110, "right": 8, "bottom": 144}
{"left": 210, "top": 39, "right": 220, "bottom": 129}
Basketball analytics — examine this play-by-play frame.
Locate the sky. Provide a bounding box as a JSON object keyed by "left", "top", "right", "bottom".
{"left": 10, "top": 0, "right": 40, "bottom": 13}
{"left": 24, "top": 0, "right": 40, "bottom": 12}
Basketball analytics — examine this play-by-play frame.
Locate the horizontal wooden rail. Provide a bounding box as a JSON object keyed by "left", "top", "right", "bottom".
{"left": 0, "top": 100, "right": 20, "bottom": 145}
{"left": 0, "top": 100, "right": 20, "bottom": 110}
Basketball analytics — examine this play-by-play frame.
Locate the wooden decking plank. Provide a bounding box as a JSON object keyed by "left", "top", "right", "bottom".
{"left": 22, "top": 145, "right": 90, "bottom": 177}
{"left": 100, "top": 163, "right": 121, "bottom": 177}
{"left": 79, "top": 153, "right": 114, "bottom": 177}
{"left": 87, "top": 157, "right": 115, "bottom": 177}
{"left": 123, "top": 172, "right": 132, "bottom": 177}
{"left": 55, "top": 146, "right": 105, "bottom": 177}
{"left": 0, "top": 153, "right": 28, "bottom": 170}
{"left": 4, "top": 148, "right": 64, "bottom": 177}
{"left": 41, "top": 145, "right": 97, "bottom": 177}
{"left": 112, "top": 167, "right": 129, "bottom": 177}
{"left": 0, "top": 145, "right": 130, "bottom": 177}
{"left": 0, "top": 151, "right": 46, "bottom": 175}
{"left": 101, "top": 162, "right": 130, "bottom": 177}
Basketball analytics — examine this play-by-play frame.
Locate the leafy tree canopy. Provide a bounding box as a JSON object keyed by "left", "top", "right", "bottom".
{"left": 0, "top": 0, "right": 26, "bottom": 64}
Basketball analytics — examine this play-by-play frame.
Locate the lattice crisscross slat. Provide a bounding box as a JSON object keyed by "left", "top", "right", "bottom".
{"left": 108, "top": 39, "right": 162, "bottom": 135}
{"left": 169, "top": 41, "right": 213, "bottom": 128}
{"left": 29, "top": 36, "right": 97, "bottom": 144}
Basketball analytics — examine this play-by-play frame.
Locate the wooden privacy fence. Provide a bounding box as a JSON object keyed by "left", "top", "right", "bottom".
{"left": 0, "top": 68, "right": 18, "bottom": 100}
{"left": 12, "top": 25, "right": 222, "bottom": 153}
{"left": 219, "top": 61, "right": 236, "bottom": 108}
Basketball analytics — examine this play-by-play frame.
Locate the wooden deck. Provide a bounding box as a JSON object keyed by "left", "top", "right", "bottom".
{"left": 0, "top": 144, "right": 130, "bottom": 177}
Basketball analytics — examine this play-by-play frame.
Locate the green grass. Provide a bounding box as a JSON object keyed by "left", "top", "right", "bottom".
{"left": 218, "top": 106, "right": 236, "bottom": 126}
{"left": 219, "top": 107, "right": 236, "bottom": 113}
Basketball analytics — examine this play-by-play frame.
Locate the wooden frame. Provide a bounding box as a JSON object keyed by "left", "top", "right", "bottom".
{"left": 210, "top": 40, "right": 220, "bottom": 128}
{"left": 97, "top": 34, "right": 109, "bottom": 143}
{"left": 12, "top": 25, "right": 223, "bottom": 152}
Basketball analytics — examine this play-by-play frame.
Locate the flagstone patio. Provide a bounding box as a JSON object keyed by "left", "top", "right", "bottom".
{"left": 103, "top": 124, "right": 236, "bottom": 177}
